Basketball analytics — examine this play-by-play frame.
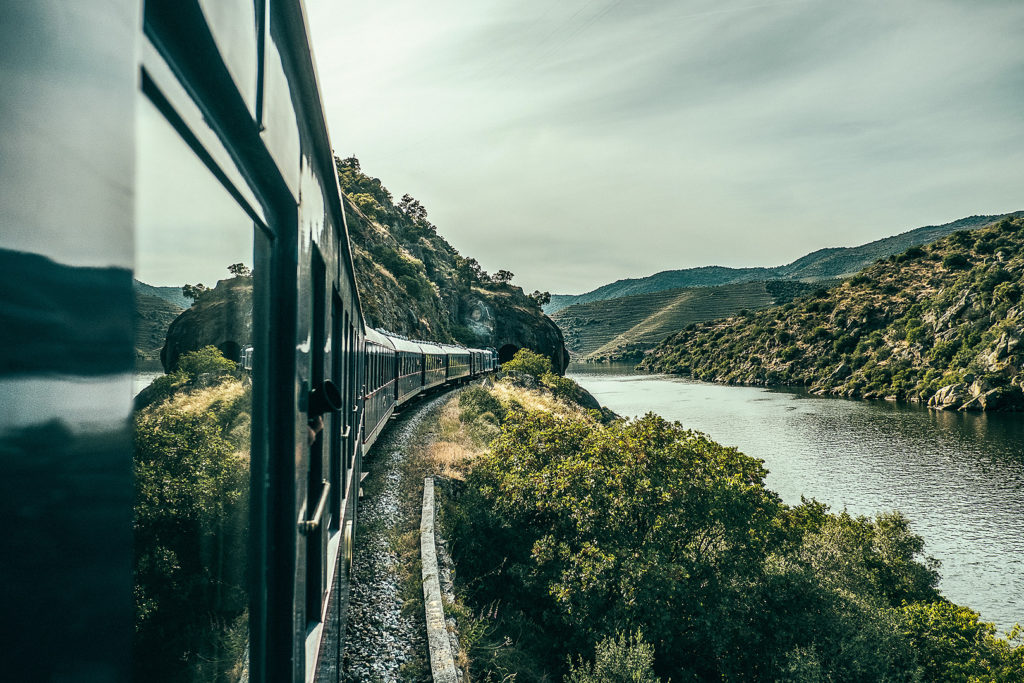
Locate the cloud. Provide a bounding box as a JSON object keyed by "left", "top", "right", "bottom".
{"left": 307, "top": 0, "right": 1024, "bottom": 294}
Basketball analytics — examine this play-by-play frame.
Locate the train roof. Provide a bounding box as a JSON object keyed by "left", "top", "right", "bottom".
{"left": 438, "top": 343, "right": 471, "bottom": 355}
{"left": 383, "top": 334, "right": 425, "bottom": 353}
{"left": 364, "top": 327, "right": 396, "bottom": 349}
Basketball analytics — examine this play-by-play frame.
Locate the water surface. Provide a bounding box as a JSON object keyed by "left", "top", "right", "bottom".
{"left": 568, "top": 363, "right": 1024, "bottom": 632}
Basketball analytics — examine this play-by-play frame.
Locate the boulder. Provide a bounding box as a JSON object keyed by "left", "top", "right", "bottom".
{"left": 928, "top": 383, "right": 968, "bottom": 410}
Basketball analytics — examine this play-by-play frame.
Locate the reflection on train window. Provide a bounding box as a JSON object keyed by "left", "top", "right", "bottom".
{"left": 133, "top": 97, "right": 255, "bottom": 682}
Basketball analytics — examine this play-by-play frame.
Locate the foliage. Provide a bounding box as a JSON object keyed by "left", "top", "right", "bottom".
{"left": 500, "top": 348, "right": 552, "bottom": 380}
{"left": 493, "top": 269, "right": 514, "bottom": 284}
{"left": 897, "top": 602, "right": 1024, "bottom": 683}
{"left": 459, "top": 386, "right": 507, "bottom": 426}
{"left": 447, "top": 389, "right": 1024, "bottom": 681}
{"left": 181, "top": 282, "right": 208, "bottom": 302}
{"left": 640, "top": 216, "right": 1024, "bottom": 408}
{"left": 531, "top": 290, "right": 552, "bottom": 306}
{"left": 566, "top": 631, "right": 663, "bottom": 683}
{"left": 133, "top": 364, "right": 251, "bottom": 681}
{"left": 177, "top": 345, "right": 238, "bottom": 377}
{"left": 226, "top": 263, "right": 251, "bottom": 277}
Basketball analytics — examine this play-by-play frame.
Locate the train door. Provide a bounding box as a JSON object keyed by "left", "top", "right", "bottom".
{"left": 306, "top": 250, "right": 329, "bottom": 629}
{"left": 330, "top": 293, "right": 345, "bottom": 529}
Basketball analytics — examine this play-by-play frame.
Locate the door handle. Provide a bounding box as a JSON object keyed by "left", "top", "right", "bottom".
{"left": 298, "top": 480, "right": 331, "bottom": 535}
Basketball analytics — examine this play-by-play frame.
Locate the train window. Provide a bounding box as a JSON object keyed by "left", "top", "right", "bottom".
{"left": 133, "top": 96, "right": 257, "bottom": 682}
{"left": 196, "top": 0, "right": 260, "bottom": 116}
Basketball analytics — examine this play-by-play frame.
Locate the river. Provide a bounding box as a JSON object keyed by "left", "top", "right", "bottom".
{"left": 567, "top": 363, "right": 1024, "bottom": 633}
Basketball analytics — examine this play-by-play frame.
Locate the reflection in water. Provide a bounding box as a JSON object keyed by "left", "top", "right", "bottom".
{"left": 568, "top": 364, "right": 1024, "bottom": 632}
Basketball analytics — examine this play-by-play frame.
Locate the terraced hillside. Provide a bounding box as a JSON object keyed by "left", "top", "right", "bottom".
{"left": 552, "top": 280, "right": 820, "bottom": 361}
{"left": 546, "top": 212, "right": 1023, "bottom": 314}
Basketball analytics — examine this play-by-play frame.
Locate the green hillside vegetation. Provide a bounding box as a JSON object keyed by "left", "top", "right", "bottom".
{"left": 546, "top": 212, "right": 1022, "bottom": 314}
{"left": 641, "top": 216, "right": 1024, "bottom": 411}
{"left": 436, "top": 372, "right": 1024, "bottom": 681}
{"left": 133, "top": 347, "right": 250, "bottom": 681}
{"left": 552, "top": 280, "right": 821, "bottom": 362}
{"left": 337, "top": 157, "right": 555, "bottom": 348}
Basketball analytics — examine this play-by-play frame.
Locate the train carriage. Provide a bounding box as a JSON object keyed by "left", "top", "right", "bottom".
{"left": 420, "top": 340, "right": 448, "bottom": 390}
{"left": 442, "top": 343, "right": 472, "bottom": 381}
{"left": 385, "top": 333, "right": 427, "bottom": 405}
{"left": 362, "top": 328, "right": 397, "bottom": 449}
{"left": 0, "top": 4, "right": 502, "bottom": 682}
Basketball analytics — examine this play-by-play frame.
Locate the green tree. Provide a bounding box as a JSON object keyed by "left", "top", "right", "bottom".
{"left": 182, "top": 283, "right": 208, "bottom": 303}
{"left": 501, "top": 348, "right": 551, "bottom": 379}
{"left": 226, "top": 263, "right": 251, "bottom": 277}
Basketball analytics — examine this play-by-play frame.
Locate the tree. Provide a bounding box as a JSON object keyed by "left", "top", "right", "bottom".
{"left": 182, "top": 283, "right": 208, "bottom": 303}
{"left": 500, "top": 348, "right": 551, "bottom": 380}
{"left": 530, "top": 290, "right": 551, "bottom": 306}
{"left": 456, "top": 257, "right": 485, "bottom": 285}
{"left": 397, "top": 193, "right": 428, "bottom": 222}
{"left": 493, "top": 269, "right": 514, "bottom": 284}
{"left": 227, "top": 263, "right": 251, "bottom": 277}
{"left": 336, "top": 155, "right": 360, "bottom": 172}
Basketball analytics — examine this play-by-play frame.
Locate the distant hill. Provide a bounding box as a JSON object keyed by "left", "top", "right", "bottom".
{"left": 134, "top": 279, "right": 190, "bottom": 309}
{"left": 545, "top": 212, "right": 1024, "bottom": 314}
{"left": 640, "top": 216, "right": 1024, "bottom": 411}
{"left": 134, "top": 282, "right": 184, "bottom": 368}
{"left": 552, "top": 280, "right": 822, "bottom": 362}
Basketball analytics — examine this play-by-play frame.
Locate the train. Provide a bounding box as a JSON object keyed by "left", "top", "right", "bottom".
{"left": 354, "top": 331, "right": 497, "bottom": 452}
{"left": 0, "top": 2, "right": 497, "bottom": 682}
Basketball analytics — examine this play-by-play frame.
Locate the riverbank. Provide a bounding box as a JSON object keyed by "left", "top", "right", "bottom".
{"left": 437, "top": 361, "right": 1024, "bottom": 681}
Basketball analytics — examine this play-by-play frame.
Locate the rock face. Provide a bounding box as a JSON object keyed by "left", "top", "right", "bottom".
{"left": 161, "top": 276, "right": 253, "bottom": 371}
{"left": 490, "top": 301, "right": 570, "bottom": 373}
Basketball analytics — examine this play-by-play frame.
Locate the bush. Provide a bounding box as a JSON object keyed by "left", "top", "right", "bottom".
{"left": 176, "top": 345, "right": 237, "bottom": 378}
{"left": 566, "top": 632, "right": 663, "bottom": 683}
{"left": 458, "top": 386, "right": 506, "bottom": 425}
{"left": 943, "top": 253, "right": 970, "bottom": 269}
{"left": 500, "top": 348, "right": 552, "bottom": 380}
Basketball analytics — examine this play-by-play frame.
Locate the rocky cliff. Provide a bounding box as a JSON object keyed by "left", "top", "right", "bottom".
{"left": 337, "top": 157, "right": 567, "bottom": 372}
{"left": 640, "top": 216, "right": 1024, "bottom": 411}
{"left": 160, "top": 276, "right": 253, "bottom": 372}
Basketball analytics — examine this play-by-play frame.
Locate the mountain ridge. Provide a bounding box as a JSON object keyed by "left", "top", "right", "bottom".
{"left": 546, "top": 212, "right": 1024, "bottom": 314}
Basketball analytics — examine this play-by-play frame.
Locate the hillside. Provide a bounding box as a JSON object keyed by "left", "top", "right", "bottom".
{"left": 546, "top": 212, "right": 1023, "bottom": 314}
{"left": 337, "top": 157, "right": 568, "bottom": 371}
{"left": 640, "top": 216, "right": 1024, "bottom": 411}
{"left": 134, "top": 282, "right": 184, "bottom": 368}
{"left": 552, "top": 280, "right": 821, "bottom": 361}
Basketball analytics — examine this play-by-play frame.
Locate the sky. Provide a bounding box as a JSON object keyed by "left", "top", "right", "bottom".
{"left": 306, "top": 0, "right": 1023, "bottom": 295}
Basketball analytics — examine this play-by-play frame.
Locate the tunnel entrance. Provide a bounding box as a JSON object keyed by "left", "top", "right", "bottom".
{"left": 218, "top": 340, "right": 241, "bottom": 364}
{"left": 498, "top": 344, "right": 520, "bottom": 364}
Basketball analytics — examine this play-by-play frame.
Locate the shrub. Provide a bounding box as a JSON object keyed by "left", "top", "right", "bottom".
{"left": 943, "top": 253, "right": 970, "bottom": 270}
{"left": 500, "top": 348, "right": 551, "bottom": 380}
{"left": 566, "top": 632, "right": 663, "bottom": 683}
{"left": 177, "top": 345, "right": 237, "bottom": 378}
{"left": 458, "top": 386, "right": 506, "bottom": 425}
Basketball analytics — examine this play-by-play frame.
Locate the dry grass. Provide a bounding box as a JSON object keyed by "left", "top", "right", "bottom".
{"left": 424, "top": 397, "right": 484, "bottom": 480}
{"left": 157, "top": 379, "right": 246, "bottom": 415}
